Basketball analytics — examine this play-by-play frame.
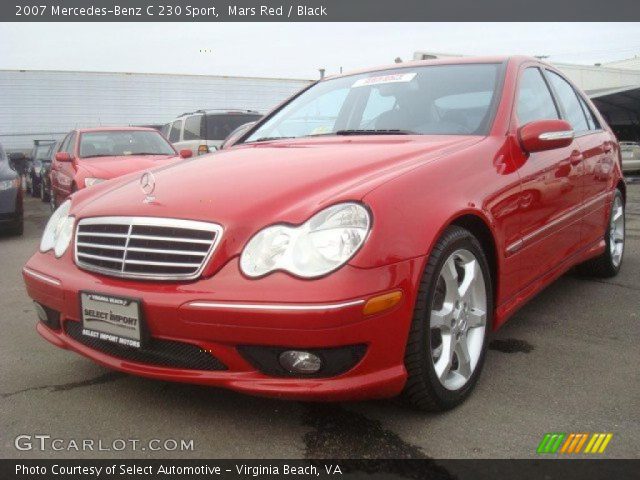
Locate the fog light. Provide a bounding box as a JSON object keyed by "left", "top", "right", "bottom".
{"left": 34, "top": 302, "right": 48, "bottom": 322}
{"left": 278, "top": 350, "right": 322, "bottom": 374}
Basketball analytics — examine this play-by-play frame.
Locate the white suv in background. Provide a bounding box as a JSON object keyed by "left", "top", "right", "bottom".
{"left": 620, "top": 141, "right": 640, "bottom": 173}
{"left": 162, "top": 110, "right": 262, "bottom": 156}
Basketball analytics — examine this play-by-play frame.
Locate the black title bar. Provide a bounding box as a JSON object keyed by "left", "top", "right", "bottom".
{"left": 3, "top": 0, "right": 640, "bottom": 22}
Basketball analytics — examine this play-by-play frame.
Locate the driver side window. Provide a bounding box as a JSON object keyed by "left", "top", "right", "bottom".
{"left": 516, "top": 68, "right": 559, "bottom": 125}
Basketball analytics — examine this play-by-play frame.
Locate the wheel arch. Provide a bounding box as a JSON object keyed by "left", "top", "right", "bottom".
{"left": 449, "top": 213, "right": 499, "bottom": 305}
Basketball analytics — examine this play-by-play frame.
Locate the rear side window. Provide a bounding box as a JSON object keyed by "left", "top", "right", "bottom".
{"left": 546, "top": 71, "right": 589, "bottom": 133}
{"left": 516, "top": 68, "right": 559, "bottom": 125}
{"left": 578, "top": 96, "right": 600, "bottom": 131}
{"left": 168, "top": 120, "right": 181, "bottom": 143}
{"left": 160, "top": 124, "right": 170, "bottom": 137}
{"left": 183, "top": 115, "right": 203, "bottom": 141}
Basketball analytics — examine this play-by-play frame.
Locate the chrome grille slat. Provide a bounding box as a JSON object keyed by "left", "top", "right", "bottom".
{"left": 76, "top": 243, "right": 126, "bottom": 250}
{"left": 126, "top": 246, "right": 208, "bottom": 256}
{"left": 75, "top": 217, "right": 223, "bottom": 281}
{"left": 128, "top": 234, "right": 212, "bottom": 244}
{"left": 78, "top": 252, "right": 125, "bottom": 262}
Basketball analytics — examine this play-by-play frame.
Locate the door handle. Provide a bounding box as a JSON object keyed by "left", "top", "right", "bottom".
{"left": 569, "top": 150, "right": 584, "bottom": 166}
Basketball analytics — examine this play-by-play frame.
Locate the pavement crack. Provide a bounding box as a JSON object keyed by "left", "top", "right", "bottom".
{"left": 1, "top": 372, "right": 124, "bottom": 398}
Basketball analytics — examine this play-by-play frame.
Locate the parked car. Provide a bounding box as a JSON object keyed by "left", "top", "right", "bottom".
{"left": 26, "top": 140, "right": 57, "bottom": 196}
{"left": 50, "top": 127, "right": 191, "bottom": 209}
{"left": 162, "top": 110, "right": 262, "bottom": 155}
{"left": 27, "top": 141, "right": 57, "bottom": 198}
{"left": 620, "top": 141, "right": 640, "bottom": 173}
{"left": 23, "top": 57, "right": 625, "bottom": 410}
{"left": 40, "top": 141, "right": 61, "bottom": 206}
{"left": 0, "top": 143, "right": 23, "bottom": 236}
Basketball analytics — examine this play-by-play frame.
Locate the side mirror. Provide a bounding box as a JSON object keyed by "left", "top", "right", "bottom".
{"left": 518, "top": 119, "right": 574, "bottom": 153}
{"left": 55, "top": 152, "right": 72, "bottom": 162}
{"left": 179, "top": 149, "right": 193, "bottom": 159}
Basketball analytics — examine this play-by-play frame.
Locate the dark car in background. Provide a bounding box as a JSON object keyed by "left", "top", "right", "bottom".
{"left": 26, "top": 140, "right": 56, "bottom": 197}
{"left": 0, "top": 143, "right": 23, "bottom": 236}
{"left": 40, "top": 141, "right": 61, "bottom": 207}
{"left": 162, "top": 110, "right": 262, "bottom": 155}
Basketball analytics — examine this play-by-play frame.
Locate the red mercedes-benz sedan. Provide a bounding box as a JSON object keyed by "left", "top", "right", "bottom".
{"left": 50, "top": 127, "right": 191, "bottom": 210}
{"left": 23, "top": 57, "right": 625, "bottom": 410}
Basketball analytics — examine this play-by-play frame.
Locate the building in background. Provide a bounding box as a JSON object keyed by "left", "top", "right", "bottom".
{"left": 0, "top": 70, "right": 311, "bottom": 151}
{"left": 414, "top": 52, "right": 640, "bottom": 142}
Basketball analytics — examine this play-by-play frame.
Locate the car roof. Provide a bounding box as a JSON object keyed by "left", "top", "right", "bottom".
{"left": 323, "top": 55, "right": 535, "bottom": 81}
{"left": 177, "top": 109, "right": 261, "bottom": 117}
{"left": 76, "top": 126, "right": 158, "bottom": 133}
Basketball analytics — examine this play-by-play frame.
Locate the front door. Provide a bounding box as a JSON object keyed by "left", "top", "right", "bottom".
{"left": 510, "top": 66, "right": 583, "bottom": 288}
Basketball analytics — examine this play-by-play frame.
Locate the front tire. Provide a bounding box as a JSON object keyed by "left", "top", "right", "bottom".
{"left": 402, "top": 226, "right": 493, "bottom": 411}
{"left": 577, "top": 189, "right": 625, "bottom": 278}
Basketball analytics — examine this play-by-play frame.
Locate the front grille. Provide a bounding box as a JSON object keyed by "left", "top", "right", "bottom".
{"left": 64, "top": 320, "right": 227, "bottom": 371}
{"left": 75, "top": 217, "right": 223, "bottom": 280}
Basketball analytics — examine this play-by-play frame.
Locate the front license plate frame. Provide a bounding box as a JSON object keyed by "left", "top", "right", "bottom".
{"left": 79, "top": 291, "right": 146, "bottom": 348}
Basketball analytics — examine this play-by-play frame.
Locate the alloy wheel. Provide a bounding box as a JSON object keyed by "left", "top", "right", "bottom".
{"left": 609, "top": 195, "right": 624, "bottom": 267}
{"left": 430, "top": 249, "right": 487, "bottom": 391}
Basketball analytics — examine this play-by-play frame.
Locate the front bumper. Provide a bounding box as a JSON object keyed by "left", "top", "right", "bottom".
{"left": 23, "top": 252, "right": 424, "bottom": 401}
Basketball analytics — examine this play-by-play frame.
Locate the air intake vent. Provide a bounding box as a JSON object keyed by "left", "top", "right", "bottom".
{"left": 75, "top": 217, "right": 222, "bottom": 280}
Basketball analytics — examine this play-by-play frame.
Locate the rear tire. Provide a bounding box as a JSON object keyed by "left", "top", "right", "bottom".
{"left": 577, "top": 189, "right": 624, "bottom": 278}
{"left": 401, "top": 226, "right": 493, "bottom": 411}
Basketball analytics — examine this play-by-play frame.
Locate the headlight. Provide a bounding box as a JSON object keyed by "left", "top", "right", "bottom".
{"left": 40, "top": 200, "right": 75, "bottom": 258}
{"left": 85, "top": 177, "right": 105, "bottom": 187}
{"left": 0, "top": 179, "right": 19, "bottom": 191}
{"left": 240, "top": 202, "right": 371, "bottom": 278}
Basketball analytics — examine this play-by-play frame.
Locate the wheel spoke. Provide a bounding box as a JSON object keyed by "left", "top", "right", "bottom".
{"left": 612, "top": 207, "right": 623, "bottom": 223}
{"left": 442, "top": 257, "right": 459, "bottom": 303}
{"left": 455, "top": 337, "right": 472, "bottom": 379}
{"left": 434, "top": 333, "right": 454, "bottom": 380}
{"left": 458, "top": 259, "right": 477, "bottom": 299}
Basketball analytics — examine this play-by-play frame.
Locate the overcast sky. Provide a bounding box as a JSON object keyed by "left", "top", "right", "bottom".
{"left": 1, "top": 23, "right": 640, "bottom": 79}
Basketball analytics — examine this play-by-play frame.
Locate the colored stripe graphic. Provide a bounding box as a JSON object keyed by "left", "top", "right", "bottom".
{"left": 540, "top": 433, "right": 613, "bottom": 454}
{"left": 537, "top": 433, "right": 565, "bottom": 453}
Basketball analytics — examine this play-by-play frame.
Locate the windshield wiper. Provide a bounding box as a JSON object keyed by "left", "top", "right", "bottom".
{"left": 245, "top": 136, "right": 295, "bottom": 143}
{"left": 334, "top": 129, "right": 416, "bottom": 135}
{"left": 81, "top": 154, "right": 110, "bottom": 159}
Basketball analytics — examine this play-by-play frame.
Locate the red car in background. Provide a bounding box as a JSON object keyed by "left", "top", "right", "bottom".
{"left": 24, "top": 57, "right": 625, "bottom": 410}
{"left": 50, "top": 127, "right": 190, "bottom": 209}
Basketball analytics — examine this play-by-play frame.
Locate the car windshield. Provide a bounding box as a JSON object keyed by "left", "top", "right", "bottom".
{"left": 79, "top": 131, "right": 176, "bottom": 158}
{"left": 245, "top": 63, "right": 503, "bottom": 143}
{"left": 205, "top": 114, "right": 262, "bottom": 140}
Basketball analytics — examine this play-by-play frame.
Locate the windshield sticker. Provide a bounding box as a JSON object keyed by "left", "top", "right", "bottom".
{"left": 352, "top": 72, "right": 417, "bottom": 88}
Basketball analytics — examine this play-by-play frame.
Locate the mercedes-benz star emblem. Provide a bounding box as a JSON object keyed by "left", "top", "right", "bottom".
{"left": 140, "top": 171, "right": 156, "bottom": 203}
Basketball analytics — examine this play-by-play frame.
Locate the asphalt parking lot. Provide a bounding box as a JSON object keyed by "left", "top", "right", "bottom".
{"left": 1, "top": 180, "right": 638, "bottom": 460}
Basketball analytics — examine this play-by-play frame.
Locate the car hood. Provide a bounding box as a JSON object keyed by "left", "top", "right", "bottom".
{"left": 76, "top": 155, "right": 178, "bottom": 179}
{"left": 74, "top": 136, "right": 482, "bottom": 223}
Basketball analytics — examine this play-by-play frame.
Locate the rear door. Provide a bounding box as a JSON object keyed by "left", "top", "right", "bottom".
{"left": 544, "top": 69, "right": 616, "bottom": 249}
{"left": 511, "top": 66, "right": 584, "bottom": 287}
